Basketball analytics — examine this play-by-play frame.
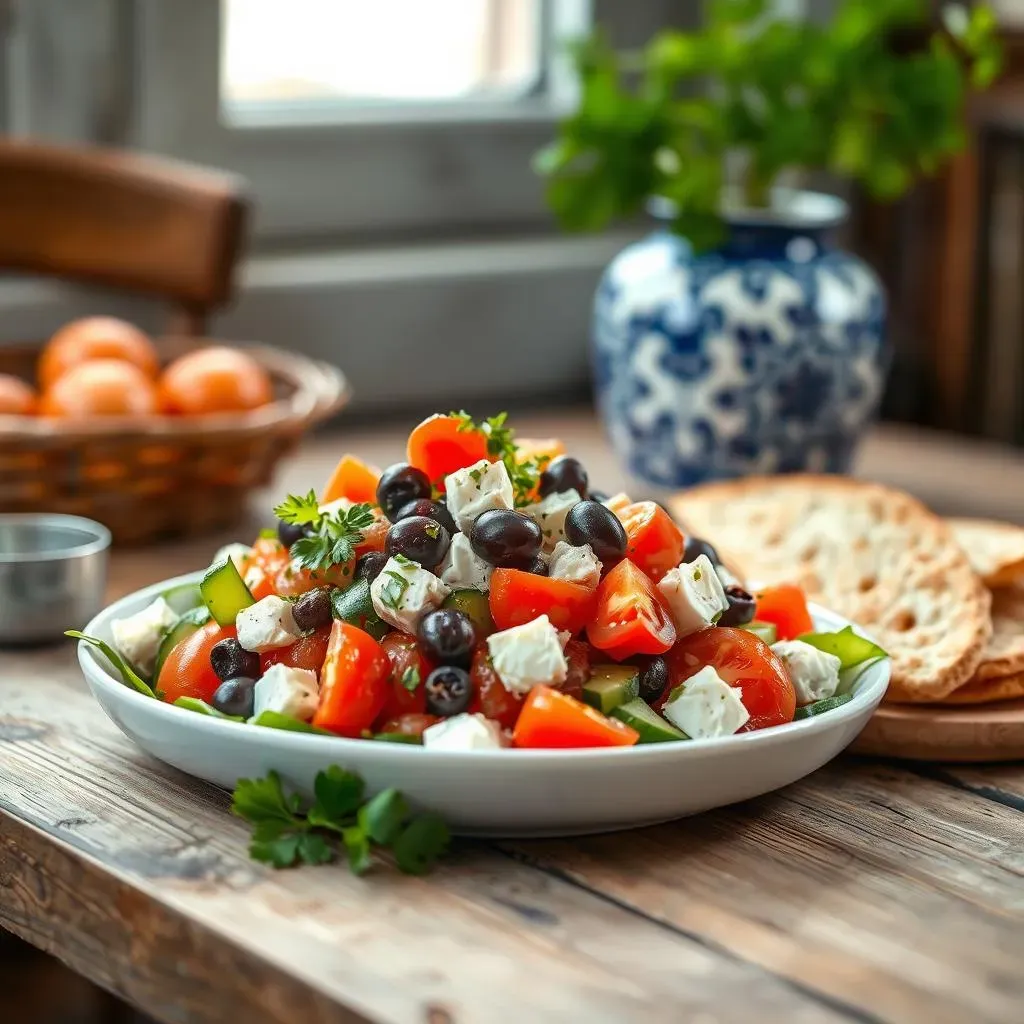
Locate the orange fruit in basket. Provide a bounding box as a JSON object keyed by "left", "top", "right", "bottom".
{"left": 0, "top": 373, "right": 37, "bottom": 415}
{"left": 157, "top": 346, "right": 273, "bottom": 415}
{"left": 39, "top": 316, "right": 160, "bottom": 390}
{"left": 40, "top": 359, "right": 160, "bottom": 418}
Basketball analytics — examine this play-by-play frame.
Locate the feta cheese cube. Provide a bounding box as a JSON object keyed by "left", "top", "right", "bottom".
{"left": 438, "top": 532, "right": 493, "bottom": 592}
{"left": 771, "top": 640, "right": 841, "bottom": 705}
{"left": 487, "top": 614, "right": 567, "bottom": 696}
{"left": 213, "top": 542, "right": 252, "bottom": 574}
{"left": 422, "top": 713, "right": 506, "bottom": 751}
{"left": 319, "top": 497, "right": 354, "bottom": 519}
{"left": 445, "top": 459, "right": 514, "bottom": 534}
{"left": 657, "top": 554, "right": 729, "bottom": 636}
{"left": 547, "top": 540, "right": 602, "bottom": 590}
{"left": 522, "top": 489, "right": 582, "bottom": 550}
{"left": 111, "top": 596, "right": 179, "bottom": 676}
{"left": 370, "top": 555, "right": 450, "bottom": 634}
{"left": 662, "top": 665, "right": 749, "bottom": 739}
{"left": 253, "top": 665, "right": 319, "bottom": 722}
{"left": 236, "top": 596, "right": 302, "bottom": 653}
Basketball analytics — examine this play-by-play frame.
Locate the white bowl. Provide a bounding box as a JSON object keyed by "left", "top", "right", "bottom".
{"left": 76, "top": 572, "right": 889, "bottom": 837}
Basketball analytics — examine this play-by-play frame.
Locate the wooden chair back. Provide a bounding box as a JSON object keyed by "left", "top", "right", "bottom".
{"left": 0, "top": 140, "right": 249, "bottom": 335}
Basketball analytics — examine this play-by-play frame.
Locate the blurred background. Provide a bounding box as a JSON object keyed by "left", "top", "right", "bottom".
{"left": 5, "top": 1, "right": 1024, "bottom": 1021}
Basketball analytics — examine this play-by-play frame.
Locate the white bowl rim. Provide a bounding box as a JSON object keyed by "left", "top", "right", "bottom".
{"left": 77, "top": 571, "right": 890, "bottom": 763}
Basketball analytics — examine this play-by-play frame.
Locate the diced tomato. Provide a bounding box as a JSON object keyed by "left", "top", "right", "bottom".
{"left": 588, "top": 559, "right": 676, "bottom": 660}
{"left": 662, "top": 627, "right": 796, "bottom": 731}
{"left": 489, "top": 568, "right": 598, "bottom": 636}
{"left": 157, "top": 622, "right": 236, "bottom": 704}
{"left": 245, "top": 536, "right": 289, "bottom": 578}
{"left": 603, "top": 493, "right": 634, "bottom": 518}
{"left": 560, "top": 638, "right": 592, "bottom": 700}
{"left": 375, "top": 632, "right": 433, "bottom": 723}
{"left": 407, "top": 413, "right": 490, "bottom": 484}
{"left": 354, "top": 510, "right": 389, "bottom": 556}
{"left": 513, "top": 686, "right": 639, "bottom": 749}
{"left": 313, "top": 622, "right": 391, "bottom": 737}
{"left": 243, "top": 565, "right": 279, "bottom": 601}
{"left": 274, "top": 559, "right": 355, "bottom": 598}
{"left": 515, "top": 437, "right": 566, "bottom": 500}
{"left": 468, "top": 643, "right": 523, "bottom": 730}
{"left": 754, "top": 584, "right": 813, "bottom": 641}
{"left": 377, "top": 713, "right": 441, "bottom": 738}
{"left": 261, "top": 624, "right": 332, "bottom": 676}
{"left": 617, "top": 501, "right": 684, "bottom": 582}
{"left": 322, "top": 453, "right": 381, "bottom": 505}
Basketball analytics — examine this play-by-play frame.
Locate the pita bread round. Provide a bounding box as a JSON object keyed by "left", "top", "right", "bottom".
{"left": 675, "top": 476, "right": 991, "bottom": 702}
{"left": 938, "top": 673, "right": 1024, "bottom": 705}
{"left": 948, "top": 518, "right": 1024, "bottom": 588}
{"left": 974, "top": 585, "right": 1024, "bottom": 681}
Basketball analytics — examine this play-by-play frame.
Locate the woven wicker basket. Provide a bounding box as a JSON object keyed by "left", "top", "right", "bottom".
{"left": 0, "top": 340, "right": 349, "bottom": 545}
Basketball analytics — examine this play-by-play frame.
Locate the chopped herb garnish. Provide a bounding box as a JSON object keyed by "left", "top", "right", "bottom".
{"left": 232, "top": 767, "right": 450, "bottom": 875}
{"left": 468, "top": 467, "right": 483, "bottom": 484}
{"left": 273, "top": 492, "right": 375, "bottom": 572}
{"left": 393, "top": 553, "right": 414, "bottom": 566}
{"left": 400, "top": 665, "right": 421, "bottom": 692}
{"left": 258, "top": 527, "right": 278, "bottom": 540}
{"left": 446, "top": 410, "right": 545, "bottom": 506}
{"left": 379, "top": 570, "right": 410, "bottom": 610}
{"left": 425, "top": 522, "right": 440, "bottom": 539}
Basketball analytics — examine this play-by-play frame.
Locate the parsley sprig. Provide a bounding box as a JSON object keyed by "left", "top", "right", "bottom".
{"left": 273, "top": 491, "right": 376, "bottom": 571}
{"left": 449, "top": 410, "right": 551, "bottom": 506}
{"left": 232, "top": 766, "right": 450, "bottom": 875}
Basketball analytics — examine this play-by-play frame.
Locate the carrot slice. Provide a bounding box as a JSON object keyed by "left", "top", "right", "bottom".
{"left": 322, "top": 453, "right": 381, "bottom": 505}
{"left": 407, "top": 414, "right": 490, "bottom": 484}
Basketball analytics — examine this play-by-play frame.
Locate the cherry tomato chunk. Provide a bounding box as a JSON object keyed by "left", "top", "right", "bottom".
{"left": 468, "top": 644, "right": 523, "bottom": 730}
{"left": 489, "top": 568, "right": 597, "bottom": 635}
{"left": 260, "top": 624, "right": 332, "bottom": 676}
{"left": 157, "top": 622, "right": 237, "bottom": 704}
{"left": 754, "top": 584, "right": 814, "bottom": 641}
{"left": 314, "top": 622, "right": 391, "bottom": 737}
{"left": 513, "top": 686, "right": 639, "bottom": 748}
{"left": 662, "top": 627, "right": 796, "bottom": 731}
{"left": 588, "top": 559, "right": 676, "bottom": 660}
{"left": 375, "top": 632, "right": 433, "bottom": 724}
{"left": 616, "top": 501, "right": 684, "bottom": 582}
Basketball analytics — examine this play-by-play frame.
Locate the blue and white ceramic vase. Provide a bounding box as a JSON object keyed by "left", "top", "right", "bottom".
{"left": 592, "top": 190, "right": 888, "bottom": 488}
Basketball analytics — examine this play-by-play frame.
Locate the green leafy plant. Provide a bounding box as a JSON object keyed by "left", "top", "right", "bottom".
{"left": 232, "top": 766, "right": 450, "bottom": 875}
{"left": 537, "top": 0, "right": 1002, "bottom": 250}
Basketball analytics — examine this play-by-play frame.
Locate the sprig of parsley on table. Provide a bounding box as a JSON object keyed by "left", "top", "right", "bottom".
{"left": 449, "top": 410, "right": 551, "bottom": 506}
{"left": 273, "top": 491, "right": 376, "bottom": 571}
{"left": 231, "top": 766, "right": 450, "bottom": 875}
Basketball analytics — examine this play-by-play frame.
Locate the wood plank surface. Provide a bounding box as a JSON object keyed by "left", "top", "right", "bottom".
{"left": 2, "top": 413, "right": 1024, "bottom": 1024}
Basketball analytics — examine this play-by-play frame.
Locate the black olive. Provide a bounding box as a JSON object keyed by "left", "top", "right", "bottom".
{"left": 355, "top": 551, "right": 388, "bottom": 583}
{"left": 395, "top": 497, "right": 458, "bottom": 536}
{"left": 635, "top": 656, "right": 669, "bottom": 704}
{"left": 210, "top": 638, "right": 260, "bottom": 682}
{"left": 424, "top": 665, "right": 473, "bottom": 717}
{"left": 418, "top": 609, "right": 477, "bottom": 667}
{"left": 564, "top": 500, "right": 627, "bottom": 565}
{"left": 376, "top": 462, "right": 432, "bottom": 522}
{"left": 385, "top": 515, "right": 450, "bottom": 570}
{"left": 589, "top": 490, "right": 611, "bottom": 504}
{"left": 470, "top": 508, "right": 543, "bottom": 567}
{"left": 525, "top": 556, "right": 549, "bottom": 576}
{"left": 719, "top": 584, "right": 756, "bottom": 627}
{"left": 538, "top": 456, "right": 588, "bottom": 499}
{"left": 292, "top": 587, "right": 333, "bottom": 632}
{"left": 276, "top": 518, "right": 307, "bottom": 548}
{"left": 682, "top": 536, "right": 720, "bottom": 566}
{"left": 212, "top": 676, "right": 256, "bottom": 718}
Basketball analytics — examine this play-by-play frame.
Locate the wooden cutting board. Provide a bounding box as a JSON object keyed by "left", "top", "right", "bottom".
{"left": 851, "top": 700, "right": 1024, "bottom": 762}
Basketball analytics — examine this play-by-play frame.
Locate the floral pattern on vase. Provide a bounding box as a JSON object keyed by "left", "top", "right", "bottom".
{"left": 592, "top": 194, "right": 888, "bottom": 489}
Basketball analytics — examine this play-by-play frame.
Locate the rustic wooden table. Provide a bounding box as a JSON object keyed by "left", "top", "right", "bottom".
{"left": 2, "top": 411, "right": 1022, "bottom": 1024}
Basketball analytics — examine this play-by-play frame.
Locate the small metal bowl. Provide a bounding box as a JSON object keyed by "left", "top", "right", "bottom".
{"left": 0, "top": 514, "right": 111, "bottom": 646}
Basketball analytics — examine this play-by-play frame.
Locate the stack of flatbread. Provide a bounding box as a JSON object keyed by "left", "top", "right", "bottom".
{"left": 672, "top": 476, "right": 1024, "bottom": 706}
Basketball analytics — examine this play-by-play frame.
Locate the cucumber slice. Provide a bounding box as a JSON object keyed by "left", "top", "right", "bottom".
{"left": 743, "top": 620, "right": 778, "bottom": 645}
{"left": 611, "top": 698, "right": 687, "bottom": 743}
{"left": 201, "top": 558, "right": 255, "bottom": 626}
{"left": 331, "top": 578, "right": 389, "bottom": 639}
{"left": 173, "top": 696, "right": 243, "bottom": 722}
{"left": 793, "top": 693, "right": 854, "bottom": 719}
{"left": 582, "top": 664, "right": 640, "bottom": 714}
{"left": 372, "top": 732, "right": 423, "bottom": 744}
{"left": 153, "top": 606, "right": 211, "bottom": 682}
{"left": 250, "top": 710, "right": 334, "bottom": 734}
{"left": 442, "top": 589, "right": 496, "bottom": 637}
{"left": 161, "top": 581, "right": 204, "bottom": 615}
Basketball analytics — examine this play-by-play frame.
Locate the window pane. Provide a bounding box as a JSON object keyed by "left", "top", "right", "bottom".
{"left": 221, "top": 0, "right": 543, "bottom": 111}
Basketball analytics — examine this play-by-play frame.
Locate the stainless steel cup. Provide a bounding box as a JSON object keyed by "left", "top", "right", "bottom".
{"left": 0, "top": 514, "right": 111, "bottom": 645}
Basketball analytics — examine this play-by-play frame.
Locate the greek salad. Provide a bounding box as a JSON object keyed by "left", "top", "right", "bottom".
{"left": 72, "top": 411, "right": 887, "bottom": 750}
